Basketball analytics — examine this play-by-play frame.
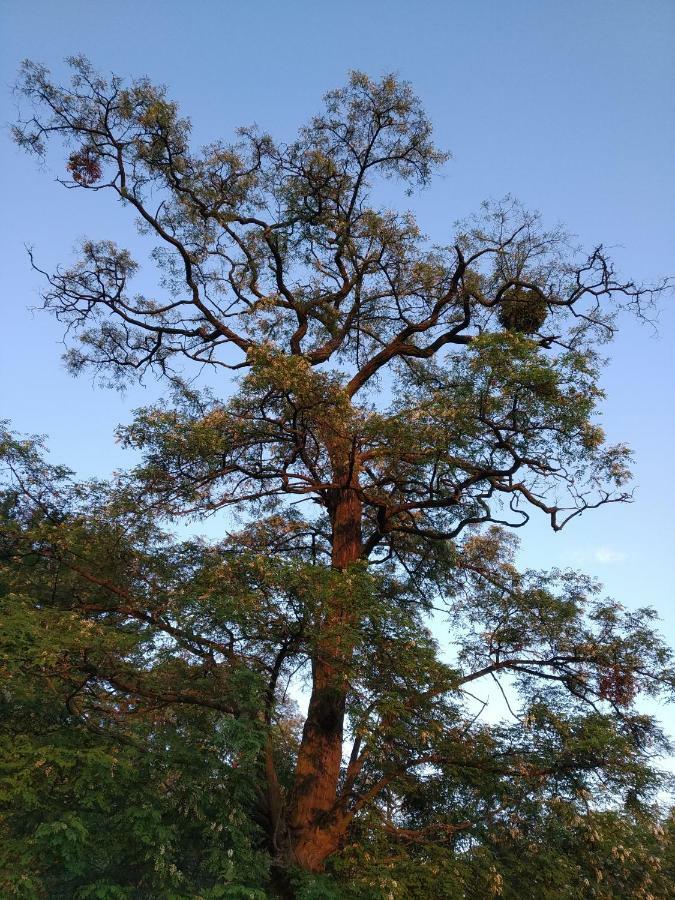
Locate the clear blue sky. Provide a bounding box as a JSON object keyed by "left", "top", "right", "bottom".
{"left": 2, "top": 0, "right": 674, "bottom": 735}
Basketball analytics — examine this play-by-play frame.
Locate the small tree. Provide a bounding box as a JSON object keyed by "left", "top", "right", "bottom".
{"left": 6, "top": 57, "right": 673, "bottom": 891}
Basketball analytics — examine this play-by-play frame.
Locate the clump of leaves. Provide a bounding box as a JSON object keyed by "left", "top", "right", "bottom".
{"left": 67, "top": 146, "right": 102, "bottom": 186}
{"left": 498, "top": 287, "right": 549, "bottom": 333}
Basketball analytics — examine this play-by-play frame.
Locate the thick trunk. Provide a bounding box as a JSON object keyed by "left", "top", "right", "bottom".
{"left": 288, "top": 485, "right": 361, "bottom": 871}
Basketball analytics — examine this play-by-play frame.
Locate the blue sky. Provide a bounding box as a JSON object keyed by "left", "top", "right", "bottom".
{"left": 2, "top": 0, "right": 674, "bottom": 736}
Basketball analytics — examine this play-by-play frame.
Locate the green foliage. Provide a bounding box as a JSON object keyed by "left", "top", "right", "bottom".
{"left": 2, "top": 430, "right": 673, "bottom": 896}
{"left": 0, "top": 682, "right": 271, "bottom": 896}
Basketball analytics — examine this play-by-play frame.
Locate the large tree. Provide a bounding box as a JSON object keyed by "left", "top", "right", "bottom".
{"left": 4, "top": 58, "right": 673, "bottom": 894}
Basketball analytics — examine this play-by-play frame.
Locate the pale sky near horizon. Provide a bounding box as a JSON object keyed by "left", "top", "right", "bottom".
{"left": 1, "top": 0, "right": 674, "bottom": 745}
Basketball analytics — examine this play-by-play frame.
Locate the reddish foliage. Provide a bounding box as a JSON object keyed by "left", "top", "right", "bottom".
{"left": 67, "top": 147, "right": 102, "bottom": 186}
{"left": 599, "top": 664, "right": 636, "bottom": 706}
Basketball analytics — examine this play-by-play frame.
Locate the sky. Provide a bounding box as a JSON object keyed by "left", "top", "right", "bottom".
{"left": 1, "top": 0, "right": 674, "bottom": 740}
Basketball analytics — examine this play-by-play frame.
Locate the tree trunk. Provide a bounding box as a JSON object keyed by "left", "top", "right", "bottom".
{"left": 288, "top": 484, "right": 361, "bottom": 871}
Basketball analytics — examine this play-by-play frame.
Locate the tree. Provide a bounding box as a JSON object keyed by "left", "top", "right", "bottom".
{"left": 4, "top": 57, "right": 673, "bottom": 894}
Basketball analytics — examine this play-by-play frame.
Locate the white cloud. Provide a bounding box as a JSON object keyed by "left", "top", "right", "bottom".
{"left": 594, "top": 546, "right": 627, "bottom": 564}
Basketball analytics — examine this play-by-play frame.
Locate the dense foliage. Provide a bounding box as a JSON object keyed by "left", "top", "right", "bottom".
{"left": 2, "top": 58, "right": 673, "bottom": 896}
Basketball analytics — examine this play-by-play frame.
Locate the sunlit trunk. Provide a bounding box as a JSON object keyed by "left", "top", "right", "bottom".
{"left": 288, "top": 483, "right": 361, "bottom": 871}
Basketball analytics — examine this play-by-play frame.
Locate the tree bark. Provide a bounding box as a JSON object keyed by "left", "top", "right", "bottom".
{"left": 288, "top": 483, "right": 362, "bottom": 871}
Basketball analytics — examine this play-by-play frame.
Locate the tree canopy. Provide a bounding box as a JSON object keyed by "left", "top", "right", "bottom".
{"left": 2, "top": 57, "right": 673, "bottom": 897}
